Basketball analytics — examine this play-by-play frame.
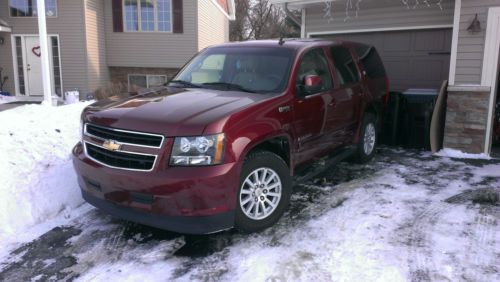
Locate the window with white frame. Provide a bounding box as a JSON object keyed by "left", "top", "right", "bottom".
{"left": 128, "top": 74, "right": 167, "bottom": 91}
{"left": 124, "top": 0, "right": 172, "bottom": 32}
{"left": 10, "top": 0, "right": 57, "bottom": 17}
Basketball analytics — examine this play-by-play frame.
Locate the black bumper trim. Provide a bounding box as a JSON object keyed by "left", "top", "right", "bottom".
{"left": 81, "top": 189, "right": 234, "bottom": 234}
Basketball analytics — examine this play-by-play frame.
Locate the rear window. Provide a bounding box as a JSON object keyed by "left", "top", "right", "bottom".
{"left": 330, "top": 46, "right": 360, "bottom": 85}
{"left": 355, "top": 46, "right": 386, "bottom": 79}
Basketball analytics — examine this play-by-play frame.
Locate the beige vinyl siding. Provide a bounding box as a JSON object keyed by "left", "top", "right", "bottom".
{"left": 304, "top": 0, "right": 454, "bottom": 35}
{"left": 84, "top": 0, "right": 109, "bottom": 92}
{"left": 454, "top": 0, "right": 500, "bottom": 85}
{"left": 197, "top": 0, "right": 230, "bottom": 51}
{"left": 104, "top": 0, "right": 198, "bottom": 68}
{"left": 0, "top": 0, "right": 89, "bottom": 94}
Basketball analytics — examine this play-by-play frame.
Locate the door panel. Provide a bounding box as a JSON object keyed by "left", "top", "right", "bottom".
{"left": 292, "top": 48, "right": 335, "bottom": 164}
{"left": 25, "top": 37, "right": 43, "bottom": 96}
{"left": 293, "top": 94, "right": 328, "bottom": 165}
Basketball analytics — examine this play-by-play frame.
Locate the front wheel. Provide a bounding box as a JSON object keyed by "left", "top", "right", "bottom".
{"left": 235, "top": 151, "right": 291, "bottom": 233}
{"left": 354, "top": 113, "right": 377, "bottom": 163}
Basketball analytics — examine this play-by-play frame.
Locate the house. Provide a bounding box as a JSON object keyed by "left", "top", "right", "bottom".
{"left": 0, "top": 0, "right": 235, "bottom": 99}
{"left": 273, "top": 0, "right": 500, "bottom": 155}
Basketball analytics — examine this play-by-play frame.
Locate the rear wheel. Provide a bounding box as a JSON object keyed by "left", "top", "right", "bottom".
{"left": 354, "top": 113, "right": 377, "bottom": 163}
{"left": 235, "top": 151, "right": 291, "bottom": 233}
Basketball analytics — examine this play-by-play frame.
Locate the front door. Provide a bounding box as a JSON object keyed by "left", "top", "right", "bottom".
{"left": 292, "top": 48, "right": 335, "bottom": 165}
{"left": 25, "top": 36, "right": 43, "bottom": 96}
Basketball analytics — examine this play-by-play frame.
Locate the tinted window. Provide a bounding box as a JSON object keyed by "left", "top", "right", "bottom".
{"left": 296, "top": 48, "right": 332, "bottom": 95}
{"left": 330, "top": 46, "right": 359, "bottom": 85}
{"left": 355, "top": 46, "right": 386, "bottom": 79}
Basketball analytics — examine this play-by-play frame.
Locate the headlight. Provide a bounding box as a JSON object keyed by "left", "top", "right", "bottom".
{"left": 170, "top": 133, "right": 225, "bottom": 166}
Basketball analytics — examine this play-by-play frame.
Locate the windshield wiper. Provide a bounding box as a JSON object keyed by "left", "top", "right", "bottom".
{"left": 167, "top": 80, "right": 201, "bottom": 88}
{"left": 202, "top": 82, "right": 256, "bottom": 93}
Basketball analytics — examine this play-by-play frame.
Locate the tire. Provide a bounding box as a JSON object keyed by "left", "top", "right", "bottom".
{"left": 354, "top": 113, "right": 377, "bottom": 163}
{"left": 235, "top": 150, "right": 291, "bottom": 233}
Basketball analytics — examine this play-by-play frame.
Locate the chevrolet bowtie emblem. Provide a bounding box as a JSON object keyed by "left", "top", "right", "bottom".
{"left": 102, "top": 139, "right": 122, "bottom": 151}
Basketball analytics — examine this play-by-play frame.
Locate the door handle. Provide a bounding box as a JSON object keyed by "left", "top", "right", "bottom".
{"left": 278, "top": 105, "right": 290, "bottom": 113}
{"left": 27, "top": 64, "right": 31, "bottom": 71}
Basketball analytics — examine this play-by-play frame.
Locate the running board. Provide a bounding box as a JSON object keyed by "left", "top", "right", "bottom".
{"left": 293, "top": 147, "right": 355, "bottom": 184}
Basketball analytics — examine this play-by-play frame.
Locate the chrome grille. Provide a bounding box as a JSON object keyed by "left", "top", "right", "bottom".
{"left": 85, "top": 142, "right": 156, "bottom": 171}
{"left": 85, "top": 123, "right": 164, "bottom": 148}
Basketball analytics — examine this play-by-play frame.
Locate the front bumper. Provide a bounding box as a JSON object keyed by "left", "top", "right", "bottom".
{"left": 72, "top": 142, "right": 239, "bottom": 234}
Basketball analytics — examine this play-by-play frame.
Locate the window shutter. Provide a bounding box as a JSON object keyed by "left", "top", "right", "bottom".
{"left": 172, "top": 0, "right": 183, "bottom": 34}
{"left": 112, "top": 0, "right": 123, "bottom": 32}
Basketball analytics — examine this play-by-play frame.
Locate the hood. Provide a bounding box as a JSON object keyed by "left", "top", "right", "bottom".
{"left": 84, "top": 87, "right": 273, "bottom": 136}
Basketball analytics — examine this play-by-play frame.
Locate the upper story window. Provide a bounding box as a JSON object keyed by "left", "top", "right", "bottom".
{"left": 10, "top": 0, "right": 57, "bottom": 17}
{"left": 124, "top": 0, "right": 172, "bottom": 32}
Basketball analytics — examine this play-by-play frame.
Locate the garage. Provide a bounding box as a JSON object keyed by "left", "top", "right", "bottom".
{"left": 319, "top": 28, "right": 452, "bottom": 91}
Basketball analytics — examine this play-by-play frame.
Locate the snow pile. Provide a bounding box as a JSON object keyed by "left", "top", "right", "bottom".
{"left": 435, "top": 148, "right": 492, "bottom": 160}
{"left": 0, "top": 102, "right": 90, "bottom": 242}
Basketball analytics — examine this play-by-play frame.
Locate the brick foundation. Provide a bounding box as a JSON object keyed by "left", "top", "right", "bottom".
{"left": 443, "top": 89, "right": 490, "bottom": 153}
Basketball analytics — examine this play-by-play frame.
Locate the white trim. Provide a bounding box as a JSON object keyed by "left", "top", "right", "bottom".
{"left": 301, "top": 8, "right": 306, "bottom": 38}
{"left": 209, "top": 0, "right": 236, "bottom": 21}
{"left": 483, "top": 7, "right": 500, "bottom": 155}
{"left": 448, "top": 0, "right": 461, "bottom": 85}
{"left": 0, "top": 26, "right": 12, "bottom": 32}
{"left": 306, "top": 24, "right": 453, "bottom": 37}
{"left": 447, "top": 85, "right": 490, "bottom": 93}
{"left": 10, "top": 34, "right": 62, "bottom": 97}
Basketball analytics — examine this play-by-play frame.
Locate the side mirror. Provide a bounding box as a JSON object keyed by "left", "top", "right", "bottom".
{"left": 303, "top": 75, "right": 323, "bottom": 94}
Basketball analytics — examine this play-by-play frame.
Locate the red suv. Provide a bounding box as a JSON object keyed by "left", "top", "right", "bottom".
{"left": 72, "top": 39, "right": 388, "bottom": 234}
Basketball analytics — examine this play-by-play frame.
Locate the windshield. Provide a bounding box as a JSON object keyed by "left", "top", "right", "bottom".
{"left": 172, "top": 46, "right": 295, "bottom": 93}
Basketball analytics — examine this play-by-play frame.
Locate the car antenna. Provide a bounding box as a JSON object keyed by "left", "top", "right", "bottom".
{"left": 278, "top": 36, "right": 285, "bottom": 45}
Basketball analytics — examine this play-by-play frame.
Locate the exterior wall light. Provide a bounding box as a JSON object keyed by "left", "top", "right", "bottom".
{"left": 467, "top": 14, "right": 482, "bottom": 33}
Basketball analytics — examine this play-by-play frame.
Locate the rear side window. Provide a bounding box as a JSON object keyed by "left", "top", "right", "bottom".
{"left": 330, "top": 46, "right": 359, "bottom": 85}
{"left": 355, "top": 46, "right": 386, "bottom": 79}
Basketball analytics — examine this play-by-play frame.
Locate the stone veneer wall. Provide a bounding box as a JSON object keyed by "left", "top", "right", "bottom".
{"left": 443, "top": 89, "right": 491, "bottom": 153}
{"left": 109, "top": 67, "right": 181, "bottom": 89}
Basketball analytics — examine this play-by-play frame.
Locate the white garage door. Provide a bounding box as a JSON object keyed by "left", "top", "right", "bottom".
{"left": 323, "top": 28, "right": 452, "bottom": 91}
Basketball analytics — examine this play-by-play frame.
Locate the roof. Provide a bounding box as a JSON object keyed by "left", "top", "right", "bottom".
{"left": 211, "top": 38, "right": 367, "bottom": 51}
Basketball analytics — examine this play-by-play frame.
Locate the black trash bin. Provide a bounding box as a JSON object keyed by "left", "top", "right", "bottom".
{"left": 399, "top": 89, "right": 438, "bottom": 149}
{"left": 380, "top": 91, "right": 402, "bottom": 146}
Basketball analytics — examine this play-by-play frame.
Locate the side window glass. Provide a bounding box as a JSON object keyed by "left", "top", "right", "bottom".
{"left": 296, "top": 48, "right": 332, "bottom": 95}
{"left": 330, "top": 46, "right": 360, "bottom": 85}
{"left": 355, "top": 46, "right": 386, "bottom": 79}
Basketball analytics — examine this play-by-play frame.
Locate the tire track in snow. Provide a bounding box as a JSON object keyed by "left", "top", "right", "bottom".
{"left": 463, "top": 206, "right": 499, "bottom": 282}
{"left": 407, "top": 201, "right": 447, "bottom": 282}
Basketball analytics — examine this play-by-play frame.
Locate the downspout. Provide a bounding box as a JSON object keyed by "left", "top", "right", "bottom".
{"left": 282, "top": 3, "right": 303, "bottom": 37}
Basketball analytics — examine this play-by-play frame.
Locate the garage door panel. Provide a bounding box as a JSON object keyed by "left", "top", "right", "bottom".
{"left": 382, "top": 33, "right": 412, "bottom": 52}
{"left": 413, "top": 60, "right": 447, "bottom": 82}
{"left": 414, "top": 29, "right": 450, "bottom": 51}
{"left": 324, "top": 28, "right": 452, "bottom": 91}
{"left": 383, "top": 60, "right": 411, "bottom": 80}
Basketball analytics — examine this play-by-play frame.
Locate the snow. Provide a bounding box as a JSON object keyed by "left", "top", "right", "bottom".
{"left": 0, "top": 95, "right": 17, "bottom": 105}
{"left": 0, "top": 102, "right": 499, "bottom": 281}
{"left": 435, "top": 148, "right": 492, "bottom": 160}
{"left": 0, "top": 102, "right": 91, "bottom": 246}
